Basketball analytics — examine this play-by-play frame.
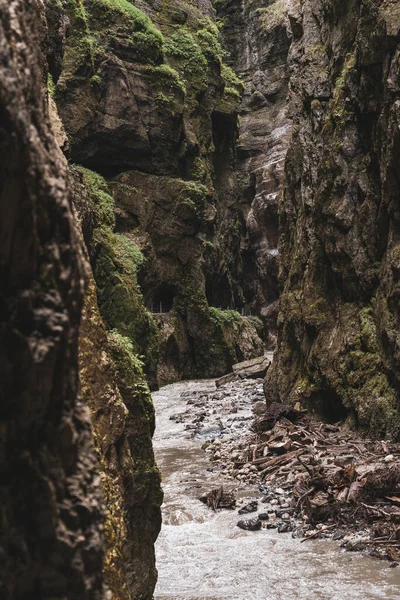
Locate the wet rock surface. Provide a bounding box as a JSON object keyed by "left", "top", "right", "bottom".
{"left": 237, "top": 517, "right": 262, "bottom": 531}
{"left": 265, "top": 0, "right": 400, "bottom": 439}
{"left": 216, "top": 0, "right": 292, "bottom": 344}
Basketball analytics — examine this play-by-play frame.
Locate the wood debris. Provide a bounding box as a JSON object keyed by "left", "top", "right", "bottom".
{"left": 244, "top": 402, "right": 400, "bottom": 559}
{"left": 199, "top": 486, "right": 236, "bottom": 511}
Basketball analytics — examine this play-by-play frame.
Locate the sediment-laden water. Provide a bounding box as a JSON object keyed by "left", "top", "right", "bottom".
{"left": 153, "top": 380, "right": 400, "bottom": 600}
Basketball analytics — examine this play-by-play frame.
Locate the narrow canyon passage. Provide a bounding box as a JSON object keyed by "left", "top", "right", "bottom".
{"left": 2, "top": 1, "right": 400, "bottom": 598}
{"left": 152, "top": 381, "right": 400, "bottom": 600}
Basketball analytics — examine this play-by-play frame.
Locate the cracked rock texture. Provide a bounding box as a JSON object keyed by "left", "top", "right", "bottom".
{"left": 216, "top": 0, "right": 292, "bottom": 348}
{"left": 265, "top": 0, "right": 400, "bottom": 439}
{"left": 51, "top": 0, "right": 266, "bottom": 387}
{"left": 0, "top": 1, "right": 104, "bottom": 598}
{"left": 73, "top": 170, "right": 162, "bottom": 600}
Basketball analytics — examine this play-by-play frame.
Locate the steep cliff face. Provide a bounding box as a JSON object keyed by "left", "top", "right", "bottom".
{"left": 0, "top": 2, "right": 164, "bottom": 599}
{"left": 0, "top": 1, "right": 103, "bottom": 597}
{"left": 51, "top": 0, "right": 265, "bottom": 386}
{"left": 265, "top": 0, "right": 400, "bottom": 439}
{"left": 73, "top": 172, "right": 162, "bottom": 600}
{"left": 216, "top": 0, "right": 292, "bottom": 347}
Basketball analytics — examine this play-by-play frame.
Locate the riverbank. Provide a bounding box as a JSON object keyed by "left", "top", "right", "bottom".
{"left": 171, "top": 376, "right": 400, "bottom": 563}
{"left": 153, "top": 379, "right": 400, "bottom": 600}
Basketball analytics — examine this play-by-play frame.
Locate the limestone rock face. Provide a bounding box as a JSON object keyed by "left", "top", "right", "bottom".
{"left": 265, "top": 0, "right": 400, "bottom": 438}
{"left": 0, "top": 1, "right": 104, "bottom": 598}
{"left": 73, "top": 171, "right": 162, "bottom": 600}
{"left": 216, "top": 0, "right": 292, "bottom": 347}
{"left": 52, "top": 0, "right": 266, "bottom": 385}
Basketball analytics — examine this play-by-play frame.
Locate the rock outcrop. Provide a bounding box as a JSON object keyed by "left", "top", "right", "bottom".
{"left": 0, "top": 1, "right": 163, "bottom": 598}
{"left": 216, "top": 0, "right": 292, "bottom": 347}
{"left": 0, "top": 1, "right": 103, "bottom": 597}
{"left": 265, "top": 0, "right": 400, "bottom": 439}
{"left": 73, "top": 169, "right": 162, "bottom": 600}
{"left": 51, "top": 0, "right": 266, "bottom": 386}
{"left": 78, "top": 275, "right": 162, "bottom": 600}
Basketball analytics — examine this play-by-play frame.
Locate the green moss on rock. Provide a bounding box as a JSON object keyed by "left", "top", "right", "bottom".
{"left": 78, "top": 165, "right": 116, "bottom": 231}
{"left": 107, "top": 330, "right": 156, "bottom": 433}
{"left": 75, "top": 166, "right": 159, "bottom": 380}
{"left": 209, "top": 306, "right": 241, "bottom": 326}
{"left": 164, "top": 29, "right": 208, "bottom": 91}
{"left": 88, "top": 0, "right": 164, "bottom": 63}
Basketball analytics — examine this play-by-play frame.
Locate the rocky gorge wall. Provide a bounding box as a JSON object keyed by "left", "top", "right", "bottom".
{"left": 0, "top": 0, "right": 162, "bottom": 598}
{"left": 216, "top": 0, "right": 292, "bottom": 348}
{"left": 0, "top": 1, "right": 104, "bottom": 597}
{"left": 265, "top": 0, "right": 400, "bottom": 439}
{"left": 49, "top": 0, "right": 267, "bottom": 388}
{"left": 4, "top": 1, "right": 400, "bottom": 599}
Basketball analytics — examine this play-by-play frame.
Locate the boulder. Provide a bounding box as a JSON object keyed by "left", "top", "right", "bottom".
{"left": 232, "top": 355, "right": 272, "bottom": 379}
{"left": 215, "top": 372, "right": 237, "bottom": 388}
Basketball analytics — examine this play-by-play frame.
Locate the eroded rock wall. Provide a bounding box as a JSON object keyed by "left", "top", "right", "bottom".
{"left": 0, "top": 1, "right": 103, "bottom": 597}
{"left": 72, "top": 171, "right": 162, "bottom": 600}
{"left": 78, "top": 276, "right": 162, "bottom": 600}
{"left": 265, "top": 0, "right": 400, "bottom": 439}
{"left": 216, "top": 0, "right": 292, "bottom": 346}
{"left": 51, "top": 0, "right": 265, "bottom": 386}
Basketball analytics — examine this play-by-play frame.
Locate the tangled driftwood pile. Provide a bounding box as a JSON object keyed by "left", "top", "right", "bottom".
{"left": 181, "top": 377, "right": 400, "bottom": 561}
{"left": 246, "top": 403, "right": 400, "bottom": 560}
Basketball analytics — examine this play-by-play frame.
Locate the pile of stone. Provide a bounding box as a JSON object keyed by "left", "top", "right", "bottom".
{"left": 172, "top": 376, "right": 265, "bottom": 485}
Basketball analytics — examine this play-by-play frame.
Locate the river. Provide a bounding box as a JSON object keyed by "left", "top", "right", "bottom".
{"left": 153, "top": 380, "right": 400, "bottom": 600}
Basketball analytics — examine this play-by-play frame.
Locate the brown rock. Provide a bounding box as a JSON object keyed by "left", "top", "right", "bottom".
{"left": 0, "top": 1, "right": 103, "bottom": 597}
{"left": 265, "top": 0, "right": 400, "bottom": 439}
{"left": 232, "top": 355, "right": 272, "bottom": 379}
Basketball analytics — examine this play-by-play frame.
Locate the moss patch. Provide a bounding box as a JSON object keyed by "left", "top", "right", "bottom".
{"left": 75, "top": 166, "right": 159, "bottom": 376}
{"left": 209, "top": 306, "right": 241, "bottom": 326}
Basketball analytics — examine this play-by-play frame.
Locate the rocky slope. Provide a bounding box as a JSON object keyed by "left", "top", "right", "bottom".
{"left": 0, "top": 1, "right": 103, "bottom": 597}
{"left": 265, "top": 0, "right": 400, "bottom": 439}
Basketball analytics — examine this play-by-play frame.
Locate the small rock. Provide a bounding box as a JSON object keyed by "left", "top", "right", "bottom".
{"left": 292, "top": 528, "right": 304, "bottom": 539}
{"left": 252, "top": 401, "right": 267, "bottom": 416}
{"left": 275, "top": 508, "right": 295, "bottom": 517}
{"left": 237, "top": 517, "right": 262, "bottom": 531}
{"left": 384, "top": 454, "right": 394, "bottom": 463}
{"left": 278, "top": 521, "right": 291, "bottom": 534}
{"left": 258, "top": 512, "right": 269, "bottom": 521}
{"left": 238, "top": 501, "right": 258, "bottom": 515}
{"left": 345, "top": 536, "right": 369, "bottom": 552}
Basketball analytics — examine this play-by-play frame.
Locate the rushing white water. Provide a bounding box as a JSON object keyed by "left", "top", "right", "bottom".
{"left": 153, "top": 380, "right": 400, "bottom": 600}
